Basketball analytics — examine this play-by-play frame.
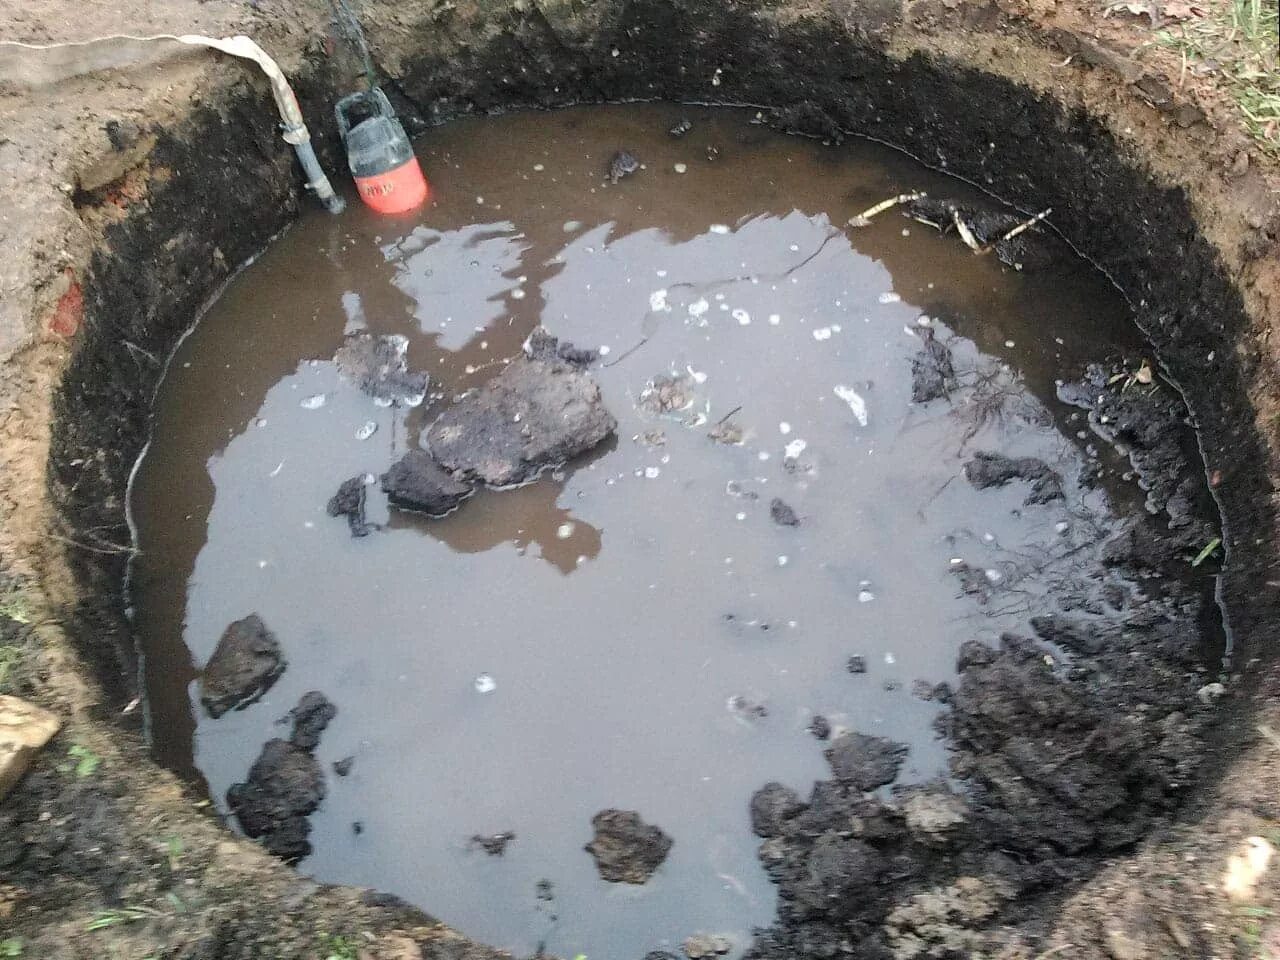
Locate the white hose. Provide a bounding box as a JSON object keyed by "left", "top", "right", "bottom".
{"left": 0, "top": 34, "right": 344, "bottom": 213}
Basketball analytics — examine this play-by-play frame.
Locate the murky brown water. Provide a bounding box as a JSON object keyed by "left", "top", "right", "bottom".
{"left": 130, "top": 104, "right": 1150, "bottom": 958}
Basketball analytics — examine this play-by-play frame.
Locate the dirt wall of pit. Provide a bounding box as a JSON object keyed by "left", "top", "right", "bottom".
{"left": 1, "top": 0, "right": 1278, "bottom": 957}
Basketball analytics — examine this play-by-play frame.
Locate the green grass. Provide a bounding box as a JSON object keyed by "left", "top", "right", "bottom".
{"left": 0, "top": 938, "right": 23, "bottom": 958}
{"left": 1154, "top": 0, "right": 1280, "bottom": 155}
{"left": 0, "top": 586, "right": 31, "bottom": 625}
{"left": 85, "top": 906, "right": 159, "bottom": 931}
{"left": 62, "top": 744, "right": 101, "bottom": 778}
{"left": 0, "top": 645, "right": 22, "bottom": 690}
{"left": 322, "top": 935, "right": 359, "bottom": 960}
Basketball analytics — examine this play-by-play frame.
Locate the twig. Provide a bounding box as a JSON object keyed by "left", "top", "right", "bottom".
{"left": 848, "top": 191, "right": 926, "bottom": 227}
{"left": 715, "top": 404, "right": 742, "bottom": 426}
{"left": 952, "top": 211, "right": 984, "bottom": 252}
{"left": 603, "top": 336, "right": 649, "bottom": 368}
{"left": 49, "top": 531, "right": 137, "bottom": 556}
{"left": 1034, "top": 946, "right": 1073, "bottom": 960}
{"left": 996, "top": 207, "right": 1053, "bottom": 245}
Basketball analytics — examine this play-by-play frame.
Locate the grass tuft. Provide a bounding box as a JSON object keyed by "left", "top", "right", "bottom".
{"left": 1154, "top": 0, "right": 1280, "bottom": 155}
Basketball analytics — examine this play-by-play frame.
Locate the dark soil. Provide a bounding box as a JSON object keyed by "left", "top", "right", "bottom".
{"left": 334, "top": 333, "right": 429, "bottom": 407}
{"left": 424, "top": 341, "right": 617, "bottom": 487}
{"left": 823, "top": 733, "right": 910, "bottom": 792}
{"left": 381, "top": 449, "right": 475, "bottom": 517}
{"left": 902, "top": 196, "right": 1066, "bottom": 270}
{"left": 744, "top": 356, "right": 1222, "bottom": 958}
{"left": 327, "top": 475, "right": 376, "bottom": 537}
{"left": 226, "top": 692, "right": 336, "bottom": 862}
{"left": 963, "top": 451, "right": 1065, "bottom": 505}
{"left": 198, "top": 614, "right": 287, "bottom": 719}
{"left": 583, "top": 809, "right": 674, "bottom": 884}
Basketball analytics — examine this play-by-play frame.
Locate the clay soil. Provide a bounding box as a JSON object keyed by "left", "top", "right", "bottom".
{"left": 1, "top": 0, "right": 1279, "bottom": 958}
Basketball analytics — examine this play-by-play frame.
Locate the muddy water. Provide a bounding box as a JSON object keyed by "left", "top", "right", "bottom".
{"left": 130, "top": 104, "right": 1149, "bottom": 958}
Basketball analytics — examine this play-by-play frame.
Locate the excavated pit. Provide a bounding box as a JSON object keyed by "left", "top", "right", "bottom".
{"left": 23, "top": 1, "right": 1279, "bottom": 958}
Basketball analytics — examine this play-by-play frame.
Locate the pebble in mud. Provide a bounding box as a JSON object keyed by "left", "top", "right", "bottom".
{"left": 584, "top": 809, "right": 673, "bottom": 884}
{"left": 846, "top": 655, "right": 868, "bottom": 674}
{"left": 332, "top": 756, "right": 355, "bottom": 777}
{"left": 808, "top": 714, "right": 832, "bottom": 740}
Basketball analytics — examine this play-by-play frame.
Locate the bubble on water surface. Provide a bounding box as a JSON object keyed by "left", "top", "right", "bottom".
{"left": 300, "top": 394, "right": 327, "bottom": 410}
{"left": 710, "top": 224, "right": 730, "bottom": 235}
{"left": 474, "top": 674, "right": 497, "bottom": 694}
{"left": 733, "top": 309, "right": 750, "bottom": 325}
{"left": 878, "top": 291, "right": 901, "bottom": 304}
{"left": 355, "top": 421, "right": 377, "bottom": 441}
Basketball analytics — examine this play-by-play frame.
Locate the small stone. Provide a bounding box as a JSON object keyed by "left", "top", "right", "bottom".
{"left": 327, "top": 475, "right": 375, "bottom": 537}
{"left": 824, "top": 732, "right": 909, "bottom": 791}
{"left": 769, "top": 498, "right": 800, "bottom": 527}
{"left": 288, "top": 692, "right": 336, "bottom": 751}
{"left": 584, "top": 809, "right": 673, "bottom": 883}
{"left": 199, "top": 615, "right": 286, "bottom": 718}
{"left": 749, "top": 781, "right": 805, "bottom": 837}
{"left": 0, "top": 695, "right": 61, "bottom": 801}
{"left": 808, "top": 714, "right": 832, "bottom": 740}
{"left": 1197, "top": 682, "right": 1226, "bottom": 704}
{"left": 426, "top": 344, "right": 616, "bottom": 487}
{"left": 381, "top": 449, "right": 474, "bottom": 517}
{"left": 333, "top": 333, "right": 428, "bottom": 407}
{"left": 682, "top": 933, "right": 732, "bottom": 958}
{"left": 846, "top": 655, "right": 868, "bottom": 674}
{"left": 469, "top": 831, "right": 516, "bottom": 855}
{"left": 332, "top": 756, "right": 355, "bottom": 777}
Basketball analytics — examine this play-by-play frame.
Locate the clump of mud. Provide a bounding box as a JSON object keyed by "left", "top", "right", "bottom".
{"left": 745, "top": 361, "right": 1220, "bottom": 959}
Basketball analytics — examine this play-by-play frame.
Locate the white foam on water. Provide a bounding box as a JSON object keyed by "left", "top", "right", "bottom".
{"left": 833, "top": 385, "right": 869, "bottom": 426}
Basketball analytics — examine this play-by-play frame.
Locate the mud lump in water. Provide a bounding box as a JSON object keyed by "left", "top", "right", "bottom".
{"left": 584, "top": 809, "right": 673, "bottom": 883}
{"left": 198, "top": 614, "right": 286, "bottom": 718}
{"left": 424, "top": 329, "right": 616, "bottom": 487}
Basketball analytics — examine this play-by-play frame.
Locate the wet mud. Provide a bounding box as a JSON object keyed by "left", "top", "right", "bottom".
{"left": 122, "top": 103, "right": 1225, "bottom": 958}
